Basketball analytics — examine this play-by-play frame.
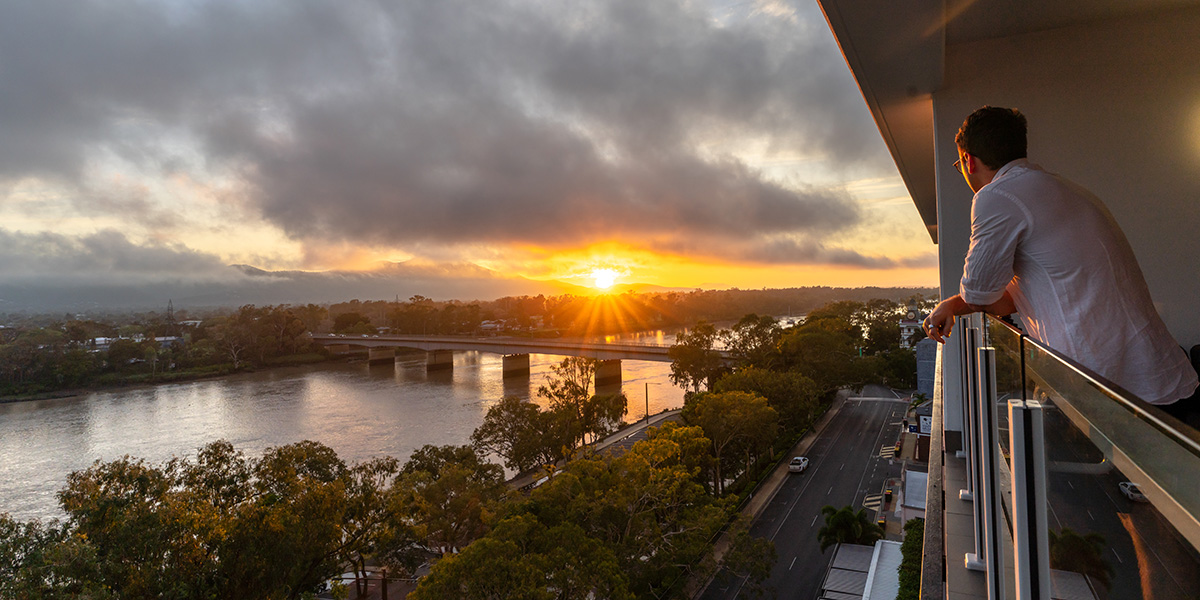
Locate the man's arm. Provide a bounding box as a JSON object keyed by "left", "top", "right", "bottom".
{"left": 924, "top": 290, "right": 1015, "bottom": 343}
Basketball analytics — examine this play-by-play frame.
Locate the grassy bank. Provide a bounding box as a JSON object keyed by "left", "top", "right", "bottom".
{"left": 0, "top": 353, "right": 337, "bottom": 404}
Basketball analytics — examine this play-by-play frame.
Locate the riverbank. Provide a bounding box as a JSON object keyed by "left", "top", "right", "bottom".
{"left": 0, "top": 350, "right": 686, "bottom": 522}
{"left": 0, "top": 352, "right": 340, "bottom": 405}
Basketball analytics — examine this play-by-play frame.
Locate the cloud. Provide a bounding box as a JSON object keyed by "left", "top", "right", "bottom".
{"left": 0, "top": 229, "right": 235, "bottom": 285}
{"left": 0, "top": 0, "right": 894, "bottom": 268}
{"left": 0, "top": 229, "right": 580, "bottom": 311}
{"left": 648, "top": 234, "right": 937, "bottom": 269}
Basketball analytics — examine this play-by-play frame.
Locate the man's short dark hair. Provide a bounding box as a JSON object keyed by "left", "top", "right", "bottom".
{"left": 955, "top": 106, "right": 1027, "bottom": 170}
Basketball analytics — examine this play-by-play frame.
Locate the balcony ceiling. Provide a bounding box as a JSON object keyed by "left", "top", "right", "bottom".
{"left": 816, "top": 0, "right": 1198, "bottom": 243}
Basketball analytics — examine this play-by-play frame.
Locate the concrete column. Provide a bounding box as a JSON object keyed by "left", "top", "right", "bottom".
{"left": 502, "top": 353, "right": 530, "bottom": 378}
{"left": 595, "top": 359, "right": 621, "bottom": 388}
{"left": 426, "top": 349, "right": 454, "bottom": 373}
{"left": 368, "top": 347, "right": 396, "bottom": 365}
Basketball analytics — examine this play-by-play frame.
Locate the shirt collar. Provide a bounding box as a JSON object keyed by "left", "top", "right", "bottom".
{"left": 993, "top": 158, "right": 1031, "bottom": 182}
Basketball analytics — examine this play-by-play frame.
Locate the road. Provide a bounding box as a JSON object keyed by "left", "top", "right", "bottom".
{"left": 1037, "top": 405, "right": 1200, "bottom": 600}
{"left": 699, "top": 385, "right": 910, "bottom": 599}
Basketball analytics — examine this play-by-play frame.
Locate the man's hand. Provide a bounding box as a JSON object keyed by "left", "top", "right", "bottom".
{"left": 923, "top": 291, "right": 1016, "bottom": 343}
{"left": 923, "top": 296, "right": 966, "bottom": 343}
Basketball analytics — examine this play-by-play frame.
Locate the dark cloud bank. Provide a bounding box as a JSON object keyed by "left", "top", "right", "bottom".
{"left": 0, "top": 230, "right": 586, "bottom": 312}
{"left": 0, "top": 0, "right": 907, "bottom": 308}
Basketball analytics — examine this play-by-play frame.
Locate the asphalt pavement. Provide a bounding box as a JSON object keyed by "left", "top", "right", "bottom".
{"left": 698, "top": 386, "right": 910, "bottom": 600}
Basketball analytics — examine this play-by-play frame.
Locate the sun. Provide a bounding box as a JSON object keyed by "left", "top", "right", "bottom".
{"left": 590, "top": 268, "right": 620, "bottom": 290}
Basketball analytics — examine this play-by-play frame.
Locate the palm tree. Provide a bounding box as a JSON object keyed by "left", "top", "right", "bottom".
{"left": 1049, "top": 528, "right": 1113, "bottom": 591}
{"left": 817, "top": 505, "right": 885, "bottom": 552}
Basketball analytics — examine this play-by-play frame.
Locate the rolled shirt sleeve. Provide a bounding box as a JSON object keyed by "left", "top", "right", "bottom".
{"left": 960, "top": 188, "right": 1031, "bottom": 306}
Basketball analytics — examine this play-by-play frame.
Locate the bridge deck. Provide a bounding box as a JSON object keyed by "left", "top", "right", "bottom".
{"left": 311, "top": 334, "right": 720, "bottom": 362}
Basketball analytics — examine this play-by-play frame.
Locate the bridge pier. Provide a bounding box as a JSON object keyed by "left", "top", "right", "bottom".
{"left": 595, "top": 359, "right": 621, "bottom": 388}
{"left": 368, "top": 347, "right": 396, "bottom": 365}
{"left": 427, "top": 349, "right": 454, "bottom": 373}
{"left": 502, "top": 353, "right": 530, "bottom": 379}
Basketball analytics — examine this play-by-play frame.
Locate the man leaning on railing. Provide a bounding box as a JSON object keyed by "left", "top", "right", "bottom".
{"left": 923, "top": 106, "right": 1199, "bottom": 425}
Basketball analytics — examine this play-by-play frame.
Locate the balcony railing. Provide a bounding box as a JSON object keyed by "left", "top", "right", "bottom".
{"left": 942, "top": 313, "right": 1200, "bottom": 599}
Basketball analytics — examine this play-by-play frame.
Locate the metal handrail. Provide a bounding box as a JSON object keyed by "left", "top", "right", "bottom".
{"left": 984, "top": 314, "right": 1200, "bottom": 459}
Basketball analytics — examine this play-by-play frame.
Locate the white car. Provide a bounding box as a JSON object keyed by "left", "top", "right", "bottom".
{"left": 788, "top": 456, "right": 810, "bottom": 473}
{"left": 1119, "top": 481, "right": 1148, "bottom": 502}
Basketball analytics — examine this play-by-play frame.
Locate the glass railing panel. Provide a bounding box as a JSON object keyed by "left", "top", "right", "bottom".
{"left": 1023, "top": 337, "right": 1200, "bottom": 600}
{"left": 984, "top": 318, "right": 1024, "bottom": 599}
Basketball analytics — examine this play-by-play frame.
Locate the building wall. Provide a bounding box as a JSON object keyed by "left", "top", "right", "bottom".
{"left": 932, "top": 7, "right": 1200, "bottom": 410}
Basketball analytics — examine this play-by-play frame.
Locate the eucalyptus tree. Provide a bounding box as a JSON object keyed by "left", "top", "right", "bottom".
{"left": 668, "top": 320, "right": 724, "bottom": 393}
{"left": 682, "top": 391, "right": 778, "bottom": 495}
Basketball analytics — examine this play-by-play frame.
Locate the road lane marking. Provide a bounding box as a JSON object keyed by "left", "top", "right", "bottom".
{"left": 840, "top": 463, "right": 845, "bottom": 471}
{"left": 828, "top": 486, "right": 833, "bottom": 495}
{"left": 1112, "top": 548, "right": 1123, "bottom": 563}
{"left": 1087, "top": 509, "right": 1094, "bottom": 521}
{"left": 863, "top": 494, "right": 883, "bottom": 510}
{"left": 789, "top": 557, "right": 797, "bottom": 571}
{"left": 811, "top": 515, "right": 819, "bottom": 527}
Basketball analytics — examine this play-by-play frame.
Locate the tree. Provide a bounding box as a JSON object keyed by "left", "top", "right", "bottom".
{"left": 882, "top": 348, "right": 918, "bottom": 389}
{"left": 0, "top": 514, "right": 76, "bottom": 600}
{"left": 716, "top": 516, "right": 777, "bottom": 599}
{"left": 537, "top": 357, "right": 626, "bottom": 448}
{"left": 333, "top": 311, "right": 371, "bottom": 333}
{"left": 721, "top": 314, "right": 782, "bottom": 369}
{"left": 578, "top": 392, "right": 628, "bottom": 448}
{"left": 106, "top": 338, "right": 147, "bottom": 372}
{"left": 816, "top": 505, "right": 884, "bottom": 552}
{"left": 778, "top": 324, "right": 864, "bottom": 395}
{"left": 860, "top": 298, "right": 903, "bottom": 354}
{"left": 713, "top": 367, "right": 821, "bottom": 436}
{"left": 296, "top": 303, "right": 329, "bottom": 333}
{"left": 897, "top": 518, "right": 924, "bottom": 600}
{"left": 502, "top": 427, "right": 748, "bottom": 598}
{"left": 471, "top": 396, "right": 549, "bottom": 472}
{"left": 395, "top": 445, "right": 506, "bottom": 557}
{"left": 410, "top": 515, "right": 629, "bottom": 600}
{"left": 42, "top": 440, "right": 395, "bottom": 600}
{"left": 1049, "top": 527, "right": 1113, "bottom": 591}
{"left": 668, "top": 321, "right": 724, "bottom": 393}
{"left": 209, "top": 309, "right": 257, "bottom": 369}
{"left": 681, "top": 391, "right": 778, "bottom": 495}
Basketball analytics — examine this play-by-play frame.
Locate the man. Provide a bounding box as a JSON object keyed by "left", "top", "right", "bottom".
{"left": 924, "top": 106, "right": 1198, "bottom": 411}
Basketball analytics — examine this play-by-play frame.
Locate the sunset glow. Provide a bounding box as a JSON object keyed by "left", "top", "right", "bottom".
{"left": 590, "top": 268, "right": 620, "bottom": 290}
{"left": 0, "top": 0, "right": 938, "bottom": 311}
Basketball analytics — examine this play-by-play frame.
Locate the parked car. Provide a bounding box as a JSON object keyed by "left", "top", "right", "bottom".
{"left": 1119, "top": 481, "right": 1148, "bottom": 502}
{"left": 788, "top": 456, "right": 810, "bottom": 473}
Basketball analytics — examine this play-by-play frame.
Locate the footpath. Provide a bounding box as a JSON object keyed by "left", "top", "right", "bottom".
{"left": 506, "top": 408, "right": 685, "bottom": 489}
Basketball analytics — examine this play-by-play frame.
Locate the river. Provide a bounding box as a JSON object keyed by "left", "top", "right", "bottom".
{"left": 0, "top": 346, "right": 685, "bottom": 522}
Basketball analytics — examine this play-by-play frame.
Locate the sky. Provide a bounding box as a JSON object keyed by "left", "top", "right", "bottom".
{"left": 0, "top": 0, "right": 936, "bottom": 309}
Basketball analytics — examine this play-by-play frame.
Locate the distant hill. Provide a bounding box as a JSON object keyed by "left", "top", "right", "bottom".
{"left": 0, "top": 261, "right": 592, "bottom": 313}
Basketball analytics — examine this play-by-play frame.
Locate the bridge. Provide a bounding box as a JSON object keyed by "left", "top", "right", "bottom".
{"left": 311, "top": 333, "right": 730, "bottom": 387}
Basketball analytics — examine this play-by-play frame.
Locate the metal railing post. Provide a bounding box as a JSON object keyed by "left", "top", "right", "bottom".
{"left": 964, "top": 320, "right": 986, "bottom": 571}
{"left": 1009, "top": 398, "right": 1050, "bottom": 599}
{"left": 977, "top": 346, "right": 1004, "bottom": 597}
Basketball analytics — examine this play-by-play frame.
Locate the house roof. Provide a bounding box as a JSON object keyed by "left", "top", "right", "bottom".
{"left": 864, "top": 541, "right": 904, "bottom": 600}
{"left": 904, "top": 470, "right": 928, "bottom": 509}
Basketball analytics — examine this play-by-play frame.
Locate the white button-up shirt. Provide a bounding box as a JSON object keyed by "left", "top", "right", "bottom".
{"left": 960, "top": 159, "right": 1197, "bottom": 404}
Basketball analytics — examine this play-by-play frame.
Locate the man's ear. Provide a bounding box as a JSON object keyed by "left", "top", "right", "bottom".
{"left": 963, "top": 153, "right": 977, "bottom": 174}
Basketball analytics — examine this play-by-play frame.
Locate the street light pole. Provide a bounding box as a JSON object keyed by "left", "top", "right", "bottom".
{"left": 644, "top": 382, "right": 659, "bottom": 423}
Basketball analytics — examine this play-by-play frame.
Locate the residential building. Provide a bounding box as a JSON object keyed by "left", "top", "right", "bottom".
{"left": 817, "top": 2, "right": 1200, "bottom": 598}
